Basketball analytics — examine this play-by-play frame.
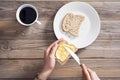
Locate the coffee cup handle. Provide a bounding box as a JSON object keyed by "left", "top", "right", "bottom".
{"left": 36, "top": 20, "right": 41, "bottom": 25}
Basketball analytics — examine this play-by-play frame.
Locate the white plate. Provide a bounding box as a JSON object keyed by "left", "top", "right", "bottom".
{"left": 53, "top": 2, "right": 100, "bottom": 49}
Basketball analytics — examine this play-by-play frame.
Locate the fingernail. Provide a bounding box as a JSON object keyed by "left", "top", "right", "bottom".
{"left": 82, "top": 64, "right": 85, "bottom": 66}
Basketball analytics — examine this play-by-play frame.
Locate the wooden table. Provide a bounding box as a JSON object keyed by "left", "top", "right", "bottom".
{"left": 0, "top": 1, "right": 120, "bottom": 80}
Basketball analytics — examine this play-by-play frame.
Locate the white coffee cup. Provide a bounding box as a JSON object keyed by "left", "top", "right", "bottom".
{"left": 16, "top": 4, "right": 41, "bottom": 26}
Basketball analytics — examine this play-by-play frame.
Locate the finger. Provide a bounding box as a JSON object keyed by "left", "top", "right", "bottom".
{"left": 81, "top": 64, "right": 91, "bottom": 80}
{"left": 93, "top": 72, "right": 100, "bottom": 80}
{"left": 46, "top": 39, "right": 63, "bottom": 57}
{"left": 50, "top": 43, "right": 58, "bottom": 56}
{"left": 87, "top": 68, "right": 94, "bottom": 80}
{"left": 47, "top": 39, "right": 62, "bottom": 51}
{"left": 55, "top": 38, "right": 64, "bottom": 45}
{"left": 50, "top": 38, "right": 64, "bottom": 56}
{"left": 87, "top": 68, "right": 100, "bottom": 80}
{"left": 57, "top": 39, "right": 63, "bottom": 45}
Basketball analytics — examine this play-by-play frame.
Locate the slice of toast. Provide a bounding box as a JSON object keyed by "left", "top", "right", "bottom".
{"left": 55, "top": 41, "right": 78, "bottom": 65}
{"left": 62, "top": 13, "right": 84, "bottom": 36}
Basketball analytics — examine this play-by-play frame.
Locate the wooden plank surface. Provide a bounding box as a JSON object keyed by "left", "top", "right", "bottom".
{"left": 0, "top": 59, "right": 120, "bottom": 78}
{"left": 1, "top": 0, "right": 120, "bottom": 2}
{"left": 0, "top": 21, "right": 120, "bottom": 40}
{"left": 0, "top": 2, "right": 120, "bottom": 21}
{"left": 0, "top": 21, "right": 120, "bottom": 59}
{"left": 0, "top": 1, "right": 120, "bottom": 80}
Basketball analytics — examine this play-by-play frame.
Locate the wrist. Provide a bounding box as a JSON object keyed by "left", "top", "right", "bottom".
{"left": 38, "top": 72, "right": 47, "bottom": 80}
{"left": 38, "top": 69, "right": 53, "bottom": 80}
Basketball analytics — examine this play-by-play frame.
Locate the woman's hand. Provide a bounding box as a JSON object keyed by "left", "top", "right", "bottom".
{"left": 80, "top": 64, "right": 100, "bottom": 80}
{"left": 38, "top": 39, "right": 62, "bottom": 80}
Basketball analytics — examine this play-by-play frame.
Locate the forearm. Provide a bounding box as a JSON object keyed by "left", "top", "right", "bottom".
{"left": 34, "top": 39, "right": 60, "bottom": 80}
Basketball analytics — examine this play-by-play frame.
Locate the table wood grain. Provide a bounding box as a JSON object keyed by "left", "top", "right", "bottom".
{"left": 0, "top": 1, "right": 120, "bottom": 80}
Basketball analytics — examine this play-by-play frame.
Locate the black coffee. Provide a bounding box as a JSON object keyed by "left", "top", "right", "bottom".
{"left": 19, "top": 7, "right": 37, "bottom": 24}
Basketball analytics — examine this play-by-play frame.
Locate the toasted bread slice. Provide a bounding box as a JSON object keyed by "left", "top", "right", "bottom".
{"left": 55, "top": 41, "right": 78, "bottom": 65}
{"left": 62, "top": 13, "right": 84, "bottom": 36}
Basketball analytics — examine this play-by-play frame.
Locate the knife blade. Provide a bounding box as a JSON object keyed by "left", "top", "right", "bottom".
{"left": 65, "top": 47, "right": 80, "bottom": 65}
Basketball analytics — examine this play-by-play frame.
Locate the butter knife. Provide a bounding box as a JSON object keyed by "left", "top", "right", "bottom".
{"left": 65, "top": 47, "right": 80, "bottom": 65}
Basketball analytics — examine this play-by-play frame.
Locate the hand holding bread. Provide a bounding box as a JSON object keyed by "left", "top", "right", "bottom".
{"left": 38, "top": 39, "right": 63, "bottom": 80}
